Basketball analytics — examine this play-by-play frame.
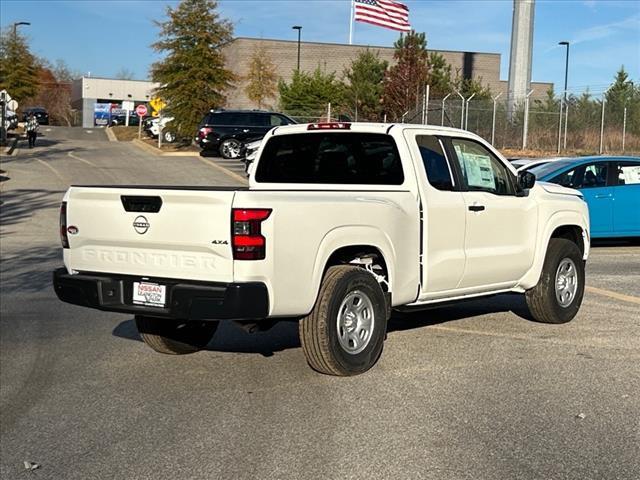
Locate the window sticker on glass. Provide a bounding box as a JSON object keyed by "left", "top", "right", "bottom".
{"left": 619, "top": 165, "right": 640, "bottom": 185}
{"left": 461, "top": 153, "right": 496, "bottom": 190}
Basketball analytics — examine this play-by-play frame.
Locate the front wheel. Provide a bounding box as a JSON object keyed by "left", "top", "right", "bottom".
{"left": 525, "top": 238, "right": 585, "bottom": 324}
{"left": 219, "top": 138, "right": 242, "bottom": 159}
{"left": 299, "top": 266, "right": 388, "bottom": 376}
{"left": 135, "top": 316, "right": 218, "bottom": 354}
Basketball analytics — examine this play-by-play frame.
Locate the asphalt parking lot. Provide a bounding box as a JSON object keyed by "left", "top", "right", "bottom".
{"left": 1, "top": 127, "right": 639, "bottom": 480}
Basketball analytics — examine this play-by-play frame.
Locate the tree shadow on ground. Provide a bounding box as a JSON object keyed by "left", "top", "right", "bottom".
{"left": 112, "top": 293, "right": 533, "bottom": 357}
{"left": 0, "top": 188, "right": 64, "bottom": 227}
{"left": 0, "top": 244, "right": 60, "bottom": 295}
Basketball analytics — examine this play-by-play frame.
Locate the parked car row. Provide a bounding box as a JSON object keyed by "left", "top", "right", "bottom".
{"left": 195, "top": 109, "right": 296, "bottom": 159}
{"left": 22, "top": 107, "right": 49, "bottom": 125}
{"left": 3, "top": 110, "right": 19, "bottom": 131}
{"left": 527, "top": 156, "right": 640, "bottom": 239}
{"left": 142, "top": 116, "right": 176, "bottom": 143}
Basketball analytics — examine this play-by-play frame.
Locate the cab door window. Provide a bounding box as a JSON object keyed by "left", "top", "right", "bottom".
{"left": 450, "top": 138, "right": 514, "bottom": 195}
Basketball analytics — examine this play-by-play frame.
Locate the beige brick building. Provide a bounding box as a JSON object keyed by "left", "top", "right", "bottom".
{"left": 222, "top": 37, "right": 552, "bottom": 110}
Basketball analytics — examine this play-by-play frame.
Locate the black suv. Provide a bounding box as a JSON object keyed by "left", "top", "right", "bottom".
{"left": 23, "top": 107, "right": 49, "bottom": 125}
{"left": 196, "top": 110, "right": 296, "bottom": 158}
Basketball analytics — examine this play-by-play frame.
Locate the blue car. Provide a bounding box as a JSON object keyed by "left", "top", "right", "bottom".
{"left": 529, "top": 156, "right": 640, "bottom": 239}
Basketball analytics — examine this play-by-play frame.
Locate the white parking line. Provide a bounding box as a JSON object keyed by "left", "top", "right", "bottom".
{"left": 37, "top": 159, "right": 66, "bottom": 183}
{"left": 68, "top": 151, "right": 97, "bottom": 167}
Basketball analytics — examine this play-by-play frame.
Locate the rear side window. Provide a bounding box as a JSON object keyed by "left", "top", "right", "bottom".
{"left": 416, "top": 135, "right": 453, "bottom": 191}
{"left": 614, "top": 162, "right": 640, "bottom": 185}
{"left": 205, "top": 112, "right": 245, "bottom": 126}
{"left": 255, "top": 133, "right": 404, "bottom": 185}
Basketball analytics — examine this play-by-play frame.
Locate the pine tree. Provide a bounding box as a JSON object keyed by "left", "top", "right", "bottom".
{"left": 605, "top": 66, "right": 637, "bottom": 129}
{"left": 278, "top": 67, "right": 345, "bottom": 119}
{"left": 0, "top": 28, "right": 40, "bottom": 101}
{"left": 427, "top": 52, "right": 452, "bottom": 98}
{"left": 382, "top": 31, "right": 429, "bottom": 120}
{"left": 151, "top": 0, "right": 234, "bottom": 137}
{"left": 343, "top": 49, "right": 388, "bottom": 121}
{"left": 244, "top": 44, "right": 278, "bottom": 109}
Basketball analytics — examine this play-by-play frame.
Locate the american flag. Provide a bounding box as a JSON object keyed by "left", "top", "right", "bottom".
{"left": 354, "top": 0, "right": 411, "bottom": 32}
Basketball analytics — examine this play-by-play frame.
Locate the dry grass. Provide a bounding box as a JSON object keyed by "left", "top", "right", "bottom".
{"left": 138, "top": 136, "right": 199, "bottom": 153}
{"left": 110, "top": 126, "right": 142, "bottom": 142}
{"left": 501, "top": 129, "right": 640, "bottom": 158}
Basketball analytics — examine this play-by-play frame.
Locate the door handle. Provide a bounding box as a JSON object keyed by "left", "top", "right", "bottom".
{"left": 594, "top": 194, "right": 612, "bottom": 199}
{"left": 468, "top": 205, "right": 485, "bottom": 212}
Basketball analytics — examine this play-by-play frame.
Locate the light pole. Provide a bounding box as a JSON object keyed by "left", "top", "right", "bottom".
{"left": 13, "top": 21, "right": 30, "bottom": 37}
{"left": 292, "top": 26, "right": 302, "bottom": 71}
{"left": 558, "top": 41, "right": 570, "bottom": 102}
{"left": 558, "top": 41, "right": 569, "bottom": 152}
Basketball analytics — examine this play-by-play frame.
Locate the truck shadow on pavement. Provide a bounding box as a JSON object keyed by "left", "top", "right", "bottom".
{"left": 0, "top": 188, "right": 65, "bottom": 227}
{"left": 0, "top": 245, "right": 61, "bottom": 294}
{"left": 112, "top": 294, "right": 533, "bottom": 357}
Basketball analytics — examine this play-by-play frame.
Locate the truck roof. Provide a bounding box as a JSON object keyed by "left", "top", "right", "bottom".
{"left": 270, "top": 122, "right": 479, "bottom": 137}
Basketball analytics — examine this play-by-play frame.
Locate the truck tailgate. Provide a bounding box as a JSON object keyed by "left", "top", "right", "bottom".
{"left": 64, "top": 187, "right": 237, "bottom": 283}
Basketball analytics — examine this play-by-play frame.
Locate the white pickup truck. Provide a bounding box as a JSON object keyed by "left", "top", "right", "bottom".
{"left": 54, "top": 122, "right": 590, "bottom": 376}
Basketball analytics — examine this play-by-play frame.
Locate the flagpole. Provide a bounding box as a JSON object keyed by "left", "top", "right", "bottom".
{"left": 348, "top": 0, "right": 354, "bottom": 45}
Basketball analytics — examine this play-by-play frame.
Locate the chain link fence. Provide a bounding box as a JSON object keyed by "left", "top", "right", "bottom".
{"left": 286, "top": 89, "right": 640, "bottom": 155}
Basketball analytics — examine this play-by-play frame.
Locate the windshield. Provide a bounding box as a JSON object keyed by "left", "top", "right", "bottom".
{"left": 529, "top": 160, "right": 575, "bottom": 179}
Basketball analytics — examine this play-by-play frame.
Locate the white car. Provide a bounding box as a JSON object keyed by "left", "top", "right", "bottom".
{"left": 243, "top": 139, "right": 263, "bottom": 174}
{"left": 147, "top": 116, "right": 176, "bottom": 143}
{"left": 511, "top": 157, "right": 568, "bottom": 172}
{"left": 54, "top": 122, "right": 590, "bottom": 376}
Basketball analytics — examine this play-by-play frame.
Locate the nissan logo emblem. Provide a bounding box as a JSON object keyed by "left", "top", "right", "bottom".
{"left": 133, "top": 215, "right": 150, "bottom": 234}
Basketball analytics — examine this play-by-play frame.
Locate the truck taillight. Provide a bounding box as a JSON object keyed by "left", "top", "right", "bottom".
{"left": 232, "top": 208, "right": 271, "bottom": 260}
{"left": 60, "top": 201, "right": 69, "bottom": 248}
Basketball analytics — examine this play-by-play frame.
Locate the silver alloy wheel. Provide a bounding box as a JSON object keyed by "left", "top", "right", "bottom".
{"left": 336, "top": 290, "right": 375, "bottom": 355}
{"left": 164, "top": 131, "right": 176, "bottom": 143}
{"left": 555, "top": 258, "right": 578, "bottom": 308}
{"left": 222, "top": 139, "right": 241, "bottom": 158}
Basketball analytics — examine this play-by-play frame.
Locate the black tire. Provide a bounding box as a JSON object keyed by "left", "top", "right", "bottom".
{"left": 163, "top": 130, "right": 176, "bottom": 143}
{"left": 135, "top": 316, "right": 219, "bottom": 354}
{"left": 299, "top": 266, "right": 388, "bottom": 376}
{"left": 525, "top": 238, "right": 585, "bottom": 324}
{"left": 219, "top": 138, "right": 241, "bottom": 159}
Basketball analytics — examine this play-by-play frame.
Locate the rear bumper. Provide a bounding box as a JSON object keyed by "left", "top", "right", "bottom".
{"left": 53, "top": 268, "right": 269, "bottom": 320}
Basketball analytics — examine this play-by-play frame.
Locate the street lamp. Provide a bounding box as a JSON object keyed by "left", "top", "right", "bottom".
{"left": 292, "top": 25, "right": 302, "bottom": 71}
{"left": 13, "top": 21, "right": 30, "bottom": 37}
{"left": 558, "top": 41, "right": 570, "bottom": 102}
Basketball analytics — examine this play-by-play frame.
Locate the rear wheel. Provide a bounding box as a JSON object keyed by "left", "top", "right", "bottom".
{"left": 220, "top": 138, "right": 242, "bottom": 159}
{"left": 299, "top": 266, "right": 388, "bottom": 376}
{"left": 525, "top": 238, "right": 585, "bottom": 324}
{"left": 135, "top": 316, "right": 218, "bottom": 354}
{"left": 163, "top": 130, "right": 176, "bottom": 143}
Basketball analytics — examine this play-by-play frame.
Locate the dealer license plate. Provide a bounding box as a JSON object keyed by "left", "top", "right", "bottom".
{"left": 132, "top": 281, "right": 166, "bottom": 308}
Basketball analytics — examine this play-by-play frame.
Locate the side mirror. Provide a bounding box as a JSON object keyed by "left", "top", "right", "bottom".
{"left": 518, "top": 170, "right": 536, "bottom": 190}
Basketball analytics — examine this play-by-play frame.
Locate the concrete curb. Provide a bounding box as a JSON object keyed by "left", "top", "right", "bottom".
{"left": 105, "top": 128, "right": 118, "bottom": 142}
{"left": 131, "top": 138, "right": 200, "bottom": 157}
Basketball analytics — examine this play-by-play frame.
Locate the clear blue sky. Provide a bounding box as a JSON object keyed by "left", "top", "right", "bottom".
{"left": 2, "top": 0, "right": 638, "bottom": 96}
